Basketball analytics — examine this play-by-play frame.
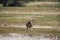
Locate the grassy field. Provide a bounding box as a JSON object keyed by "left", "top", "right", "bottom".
{"left": 0, "top": 2, "right": 60, "bottom": 35}
{"left": 0, "top": 27, "right": 60, "bottom": 35}
{"left": 0, "top": 13, "right": 60, "bottom": 35}
{"left": 0, "top": 4, "right": 60, "bottom": 12}
{"left": 0, "top": 7, "right": 60, "bottom": 12}
{"left": 0, "top": 13, "right": 60, "bottom": 26}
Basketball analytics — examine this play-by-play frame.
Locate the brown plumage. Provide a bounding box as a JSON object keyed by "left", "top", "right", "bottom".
{"left": 26, "top": 21, "right": 32, "bottom": 30}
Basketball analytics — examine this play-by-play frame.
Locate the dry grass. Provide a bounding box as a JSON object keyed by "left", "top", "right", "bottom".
{"left": 0, "top": 14, "right": 60, "bottom": 26}
{"left": 0, "top": 6, "right": 60, "bottom": 12}
{"left": 0, "top": 27, "right": 60, "bottom": 35}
